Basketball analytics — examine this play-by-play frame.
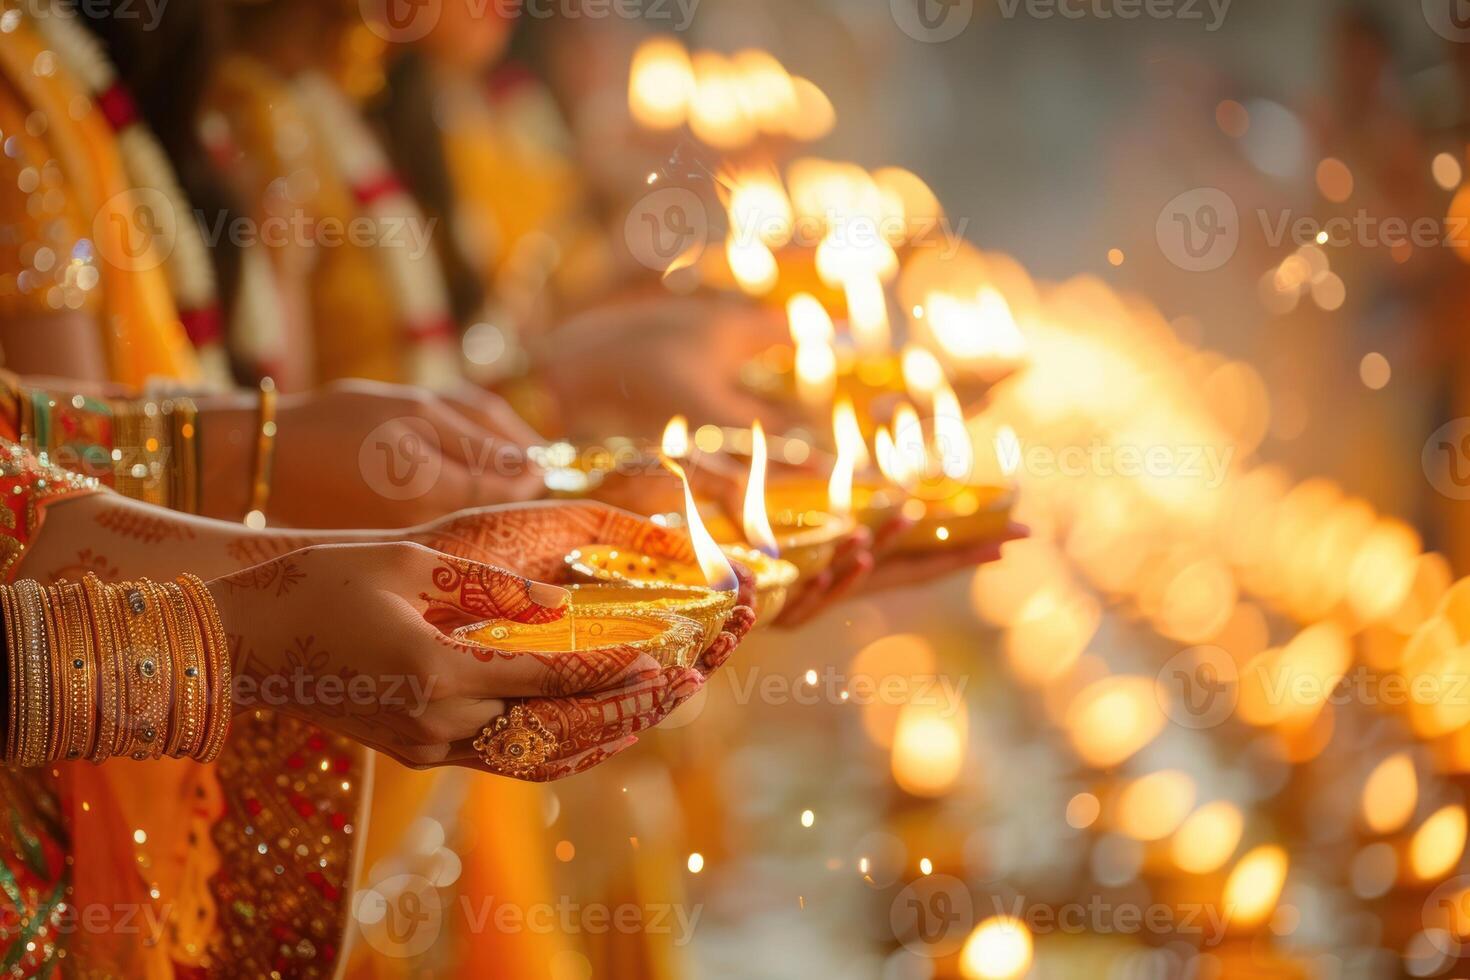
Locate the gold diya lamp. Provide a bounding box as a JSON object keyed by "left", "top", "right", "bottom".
{"left": 564, "top": 582, "right": 732, "bottom": 652}
{"left": 566, "top": 543, "right": 797, "bottom": 625}
{"left": 740, "top": 292, "right": 906, "bottom": 422}
{"left": 700, "top": 419, "right": 850, "bottom": 582}
{"left": 528, "top": 439, "right": 656, "bottom": 498}
{"left": 455, "top": 609, "right": 705, "bottom": 669}
{"left": 874, "top": 408, "right": 1019, "bottom": 556}
{"left": 569, "top": 427, "right": 806, "bottom": 622}
{"left": 562, "top": 456, "right": 770, "bottom": 632}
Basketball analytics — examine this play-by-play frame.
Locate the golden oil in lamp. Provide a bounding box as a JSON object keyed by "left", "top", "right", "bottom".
{"left": 455, "top": 606, "right": 706, "bottom": 669}
{"left": 564, "top": 457, "right": 744, "bottom": 639}
{"left": 567, "top": 425, "right": 804, "bottom": 622}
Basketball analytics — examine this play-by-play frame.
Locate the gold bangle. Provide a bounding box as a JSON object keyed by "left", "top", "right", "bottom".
{"left": 159, "top": 581, "right": 204, "bottom": 759}
{"left": 179, "top": 574, "right": 231, "bottom": 762}
{"left": 58, "top": 582, "right": 96, "bottom": 762}
{"left": 14, "top": 581, "right": 50, "bottom": 767}
{"left": 245, "top": 379, "right": 276, "bottom": 528}
{"left": 39, "top": 584, "right": 66, "bottom": 763}
{"left": 113, "top": 581, "right": 161, "bottom": 760}
{"left": 3, "top": 585, "right": 22, "bottom": 763}
{"left": 82, "top": 576, "right": 115, "bottom": 762}
{"left": 143, "top": 582, "right": 173, "bottom": 761}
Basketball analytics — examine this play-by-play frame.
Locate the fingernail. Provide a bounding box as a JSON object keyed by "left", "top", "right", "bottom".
{"left": 529, "top": 581, "right": 571, "bottom": 609}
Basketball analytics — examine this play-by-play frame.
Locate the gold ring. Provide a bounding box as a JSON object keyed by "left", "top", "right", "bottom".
{"left": 473, "top": 704, "right": 558, "bottom": 778}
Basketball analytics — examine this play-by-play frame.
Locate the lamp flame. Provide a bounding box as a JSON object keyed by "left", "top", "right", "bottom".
{"left": 901, "top": 346, "right": 946, "bottom": 402}
{"left": 875, "top": 426, "right": 899, "bottom": 486}
{"left": 629, "top": 38, "right": 694, "bottom": 131}
{"left": 891, "top": 402, "right": 927, "bottom": 490}
{"left": 845, "top": 275, "right": 890, "bottom": 355}
{"left": 932, "top": 382, "right": 974, "bottom": 482}
{"left": 815, "top": 226, "right": 898, "bottom": 288}
{"left": 834, "top": 397, "right": 870, "bottom": 470}
{"left": 925, "top": 287, "right": 1026, "bottom": 364}
{"left": 828, "top": 402, "right": 859, "bottom": 516}
{"left": 994, "top": 425, "right": 1022, "bottom": 480}
{"left": 726, "top": 234, "right": 778, "bottom": 295}
{"left": 794, "top": 343, "right": 837, "bottom": 408}
{"left": 663, "top": 457, "right": 738, "bottom": 591}
{"left": 789, "top": 293, "right": 837, "bottom": 407}
{"left": 725, "top": 166, "right": 793, "bottom": 248}
{"left": 662, "top": 415, "right": 690, "bottom": 459}
{"left": 689, "top": 52, "right": 753, "bottom": 150}
{"left": 743, "top": 421, "right": 780, "bottom": 557}
{"left": 787, "top": 293, "right": 835, "bottom": 346}
{"left": 659, "top": 242, "right": 704, "bottom": 282}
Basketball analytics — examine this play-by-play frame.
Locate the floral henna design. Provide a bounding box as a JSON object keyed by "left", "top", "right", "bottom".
{"left": 94, "top": 505, "right": 196, "bottom": 543}
{"left": 699, "top": 561, "right": 758, "bottom": 675}
{"left": 221, "top": 558, "right": 305, "bottom": 596}
{"left": 226, "top": 534, "right": 324, "bottom": 567}
{"left": 421, "top": 556, "right": 564, "bottom": 630}
{"left": 476, "top": 666, "right": 704, "bottom": 781}
{"left": 414, "top": 502, "right": 695, "bottom": 583}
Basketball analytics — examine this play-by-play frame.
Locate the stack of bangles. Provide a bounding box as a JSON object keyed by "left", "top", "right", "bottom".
{"left": 0, "top": 573, "right": 232, "bottom": 765}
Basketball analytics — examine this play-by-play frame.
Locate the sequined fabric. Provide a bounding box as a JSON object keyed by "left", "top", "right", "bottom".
{"left": 211, "top": 713, "right": 364, "bottom": 980}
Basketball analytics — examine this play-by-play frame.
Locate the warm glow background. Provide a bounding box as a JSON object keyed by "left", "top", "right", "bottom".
{"left": 535, "top": 2, "right": 1470, "bottom": 978}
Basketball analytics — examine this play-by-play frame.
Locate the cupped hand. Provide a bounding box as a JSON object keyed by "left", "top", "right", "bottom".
{"left": 207, "top": 541, "right": 688, "bottom": 777}
{"left": 474, "top": 562, "right": 758, "bottom": 781}
{"left": 404, "top": 498, "right": 702, "bottom": 582}
{"left": 209, "top": 525, "right": 756, "bottom": 781}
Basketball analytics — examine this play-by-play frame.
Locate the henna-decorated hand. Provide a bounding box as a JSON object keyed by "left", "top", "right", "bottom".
{"left": 405, "top": 499, "right": 702, "bottom": 582}
{"left": 474, "top": 556, "right": 758, "bottom": 782}
{"left": 205, "top": 541, "right": 670, "bottom": 773}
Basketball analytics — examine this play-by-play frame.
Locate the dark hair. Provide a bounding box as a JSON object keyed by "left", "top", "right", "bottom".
{"left": 368, "top": 51, "right": 486, "bottom": 327}
{"left": 75, "top": 0, "right": 242, "bottom": 333}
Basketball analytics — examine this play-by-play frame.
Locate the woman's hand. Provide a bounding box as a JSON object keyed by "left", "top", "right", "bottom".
{"left": 405, "top": 499, "right": 701, "bottom": 582}
{"left": 207, "top": 538, "right": 753, "bottom": 780}
{"left": 199, "top": 379, "right": 547, "bottom": 529}
{"left": 536, "top": 295, "right": 808, "bottom": 440}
